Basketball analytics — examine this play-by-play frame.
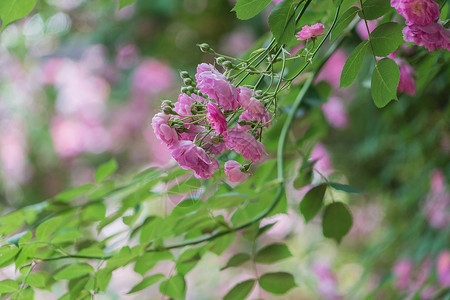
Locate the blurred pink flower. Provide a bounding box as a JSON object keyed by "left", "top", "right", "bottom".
{"left": 260, "top": 210, "right": 296, "bottom": 238}
{"left": 196, "top": 63, "right": 238, "bottom": 110}
{"left": 437, "top": 250, "right": 450, "bottom": 287}
{"left": 312, "top": 262, "right": 342, "bottom": 300}
{"left": 315, "top": 49, "right": 347, "bottom": 89}
{"left": 356, "top": 19, "right": 378, "bottom": 40}
{"left": 220, "top": 28, "right": 255, "bottom": 57}
{"left": 322, "top": 96, "right": 348, "bottom": 129}
{"left": 392, "top": 259, "right": 413, "bottom": 290}
{"left": 397, "top": 60, "right": 416, "bottom": 95}
{"left": 224, "top": 160, "right": 249, "bottom": 182}
{"left": 115, "top": 44, "right": 139, "bottom": 69}
{"left": 224, "top": 128, "right": 267, "bottom": 162}
{"left": 310, "top": 143, "right": 333, "bottom": 176}
{"left": 423, "top": 169, "right": 450, "bottom": 229}
{"left": 51, "top": 116, "right": 111, "bottom": 158}
{"left": 171, "top": 140, "right": 219, "bottom": 179}
{"left": 0, "top": 122, "right": 30, "bottom": 184}
{"left": 132, "top": 59, "right": 175, "bottom": 96}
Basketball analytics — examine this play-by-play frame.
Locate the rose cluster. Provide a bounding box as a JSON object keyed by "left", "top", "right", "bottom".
{"left": 152, "top": 63, "right": 272, "bottom": 182}
{"left": 391, "top": 0, "right": 450, "bottom": 51}
{"left": 296, "top": 23, "right": 325, "bottom": 41}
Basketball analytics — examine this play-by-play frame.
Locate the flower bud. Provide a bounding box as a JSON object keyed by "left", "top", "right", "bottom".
{"left": 183, "top": 78, "right": 193, "bottom": 86}
{"left": 216, "top": 57, "right": 226, "bottom": 64}
{"left": 198, "top": 43, "right": 211, "bottom": 53}
{"left": 161, "top": 100, "right": 174, "bottom": 108}
{"left": 222, "top": 61, "right": 232, "bottom": 69}
{"left": 162, "top": 106, "right": 174, "bottom": 115}
{"left": 180, "top": 71, "right": 190, "bottom": 79}
{"left": 187, "top": 86, "right": 195, "bottom": 94}
{"left": 181, "top": 87, "right": 189, "bottom": 94}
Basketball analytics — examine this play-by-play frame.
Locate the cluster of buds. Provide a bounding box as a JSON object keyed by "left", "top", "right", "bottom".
{"left": 152, "top": 62, "right": 273, "bottom": 182}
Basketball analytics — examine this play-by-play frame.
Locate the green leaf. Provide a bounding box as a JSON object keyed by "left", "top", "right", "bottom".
{"left": 223, "top": 279, "right": 255, "bottom": 300}
{"left": 171, "top": 198, "right": 203, "bottom": 217}
{"left": 51, "top": 230, "right": 83, "bottom": 244}
{"left": 254, "top": 243, "right": 292, "bottom": 264}
{"left": 127, "top": 274, "right": 165, "bottom": 294}
{"left": 322, "top": 202, "right": 353, "bottom": 243}
{"left": 0, "top": 0, "right": 37, "bottom": 30}
{"left": 77, "top": 247, "right": 105, "bottom": 258}
{"left": 371, "top": 58, "right": 399, "bottom": 108}
{"left": 268, "top": 0, "right": 297, "bottom": 45}
{"left": 95, "top": 269, "right": 112, "bottom": 292}
{"left": 331, "top": 6, "right": 359, "bottom": 41}
{"left": 359, "top": 0, "right": 391, "bottom": 20}
{"left": 221, "top": 253, "right": 251, "bottom": 270}
{"left": 370, "top": 22, "right": 404, "bottom": 57}
{"left": 54, "top": 263, "right": 94, "bottom": 280}
{"left": 55, "top": 184, "right": 95, "bottom": 202}
{"left": 340, "top": 41, "right": 369, "bottom": 88}
{"left": 258, "top": 272, "right": 296, "bottom": 294}
{"left": 329, "top": 182, "right": 363, "bottom": 194}
{"left": 176, "top": 248, "right": 204, "bottom": 275}
{"left": 168, "top": 177, "right": 201, "bottom": 194}
{"left": 118, "top": 0, "right": 136, "bottom": 10}
{"left": 299, "top": 184, "right": 327, "bottom": 222}
{"left": 95, "top": 159, "right": 118, "bottom": 183}
{"left": 231, "top": 0, "right": 272, "bottom": 20}
{"left": 0, "top": 246, "right": 19, "bottom": 267}
{"left": 35, "top": 216, "right": 63, "bottom": 240}
{"left": 134, "top": 252, "right": 174, "bottom": 276}
{"left": 81, "top": 202, "right": 106, "bottom": 221}
{"left": 208, "top": 233, "right": 234, "bottom": 255}
{"left": 0, "top": 279, "right": 19, "bottom": 293}
{"left": 159, "top": 275, "right": 186, "bottom": 300}
{"left": 25, "top": 272, "right": 49, "bottom": 288}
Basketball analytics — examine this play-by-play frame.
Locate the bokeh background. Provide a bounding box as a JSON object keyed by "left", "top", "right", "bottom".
{"left": 0, "top": 0, "right": 449, "bottom": 299}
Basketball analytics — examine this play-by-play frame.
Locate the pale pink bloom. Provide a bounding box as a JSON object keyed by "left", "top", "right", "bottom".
{"left": 437, "top": 250, "right": 450, "bottom": 287}
{"left": 296, "top": 23, "right": 325, "bottom": 40}
{"left": 391, "top": 0, "right": 440, "bottom": 26}
{"left": 315, "top": 49, "right": 348, "bottom": 89}
{"left": 237, "top": 110, "right": 271, "bottom": 132}
{"left": 421, "top": 286, "right": 437, "bottom": 299}
{"left": 312, "top": 262, "right": 342, "bottom": 300}
{"left": 322, "top": 97, "right": 348, "bottom": 129}
{"left": 224, "top": 160, "right": 249, "bottom": 182}
{"left": 196, "top": 63, "right": 238, "bottom": 110}
{"left": 51, "top": 116, "right": 111, "bottom": 157}
{"left": 220, "top": 28, "right": 255, "bottom": 57}
{"left": 423, "top": 169, "right": 450, "bottom": 229}
{"left": 392, "top": 259, "right": 413, "bottom": 290}
{"left": 0, "top": 123, "right": 29, "bottom": 184}
{"left": 206, "top": 102, "right": 227, "bottom": 134}
{"left": 237, "top": 86, "right": 268, "bottom": 118}
{"left": 224, "top": 128, "right": 267, "bottom": 162}
{"left": 237, "top": 86, "right": 253, "bottom": 108}
{"left": 403, "top": 22, "right": 450, "bottom": 51}
{"left": 272, "top": 0, "right": 283, "bottom": 4}
{"left": 41, "top": 58, "right": 65, "bottom": 85}
{"left": 260, "top": 210, "right": 296, "bottom": 238}
{"left": 397, "top": 60, "right": 416, "bottom": 95}
{"left": 310, "top": 143, "right": 333, "bottom": 176}
{"left": 144, "top": 127, "right": 173, "bottom": 167}
{"left": 171, "top": 141, "right": 219, "bottom": 179}
{"left": 151, "top": 113, "right": 179, "bottom": 147}
{"left": 174, "top": 93, "right": 205, "bottom": 116}
{"left": 356, "top": 19, "right": 378, "bottom": 40}
{"left": 115, "top": 44, "right": 139, "bottom": 69}
{"left": 132, "top": 59, "right": 174, "bottom": 96}
{"left": 180, "top": 125, "right": 225, "bottom": 156}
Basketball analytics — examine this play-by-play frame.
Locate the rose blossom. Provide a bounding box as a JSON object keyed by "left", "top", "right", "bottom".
{"left": 180, "top": 125, "right": 225, "bottom": 156}
{"left": 403, "top": 22, "right": 450, "bottom": 51}
{"left": 224, "top": 128, "right": 267, "bottom": 162}
{"left": 237, "top": 110, "right": 271, "bottom": 132}
{"left": 224, "top": 160, "right": 250, "bottom": 182}
{"left": 321, "top": 96, "right": 348, "bottom": 129}
{"left": 237, "top": 86, "right": 267, "bottom": 118}
{"left": 174, "top": 93, "right": 204, "bottom": 116}
{"left": 171, "top": 140, "right": 220, "bottom": 179}
{"left": 392, "top": 259, "right": 413, "bottom": 290}
{"left": 151, "top": 113, "right": 179, "bottom": 147}
{"left": 195, "top": 63, "right": 238, "bottom": 110}
{"left": 296, "top": 23, "right": 325, "bottom": 40}
{"left": 391, "top": 0, "right": 440, "bottom": 26}
{"left": 206, "top": 102, "right": 227, "bottom": 134}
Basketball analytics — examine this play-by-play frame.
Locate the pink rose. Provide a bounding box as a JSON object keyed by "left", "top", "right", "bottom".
{"left": 237, "top": 110, "right": 271, "bottom": 132}
{"left": 132, "top": 59, "right": 174, "bottom": 96}
{"left": 171, "top": 140, "right": 219, "bottom": 179}
{"left": 403, "top": 22, "right": 450, "bottom": 52}
{"left": 437, "top": 250, "right": 450, "bottom": 287}
{"left": 321, "top": 97, "right": 348, "bottom": 129}
{"left": 224, "top": 128, "right": 267, "bottom": 162}
{"left": 195, "top": 63, "right": 238, "bottom": 110}
{"left": 237, "top": 86, "right": 253, "bottom": 108}
{"left": 151, "top": 113, "right": 179, "bottom": 147}
{"left": 296, "top": 23, "right": 325, "bottom": 41}
{"left": 224, "top": 160, "right": 250, "bottom": 182}
{"left": 180, "top": 125, "right": 226, "bottom": 156}
{"left": 174, "top": 93, "right": 205, "bottom": 116}
{"left": 391, "top": 0, "right": 440, "bottom": 26}
{"left": 206, "top": 102, "right": 228, "bottom": 134}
